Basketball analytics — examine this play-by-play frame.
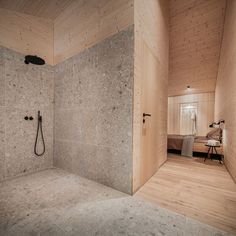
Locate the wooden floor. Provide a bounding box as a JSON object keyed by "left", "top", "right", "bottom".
{"left": 135, "top": 154, "right": 236, "bottom": 234}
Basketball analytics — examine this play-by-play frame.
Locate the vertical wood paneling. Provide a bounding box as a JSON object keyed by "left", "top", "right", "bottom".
{"left": 215, "top": 0, "right": 236, "bottom": 182}
{"left": 54, "top": 0, "right": 134, "bottom": 64}
{"left": 133, "top": 0, "right": 169, "bottom": 192}
{"left": 0, "top": 0, "right": 74, "bottom": 20}
{"left": 168, "top": 93, "right": 215, "bottom": 136}
{"left": 0, "top": 8, "right": 53, "bottom": 65}
{"left": 169, "top": 0, "right": 226, "bottom": 96}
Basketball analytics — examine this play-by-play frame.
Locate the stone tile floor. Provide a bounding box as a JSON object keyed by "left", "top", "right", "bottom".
{"left": 0, "top": 168, "right": 233, "bottom": 236}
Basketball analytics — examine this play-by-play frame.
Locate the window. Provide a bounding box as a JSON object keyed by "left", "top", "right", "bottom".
{"left": 180, "top": 103, "right": 198, "bottom": 135}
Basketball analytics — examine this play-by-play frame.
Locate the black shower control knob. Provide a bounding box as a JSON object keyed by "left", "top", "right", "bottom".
{"left": 24, "top": 116, "right": 29, "bottom": 120}
{"left": 29, "top": 116, "right": 33, "bottom": 120}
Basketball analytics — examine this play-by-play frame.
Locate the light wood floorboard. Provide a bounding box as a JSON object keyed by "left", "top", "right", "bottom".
{"left": 135, "top": 154, "right": 236, "bottom": 234}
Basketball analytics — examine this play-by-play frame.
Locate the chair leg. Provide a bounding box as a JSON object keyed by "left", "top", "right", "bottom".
{"left": 205, "top": 147, "right": 211, "bottom": 162}
{"left": 213, "top": 146, "right": 218, "bottom": 155}
{"left": 211, "top": 147, "right": 214, "bottom": 160}
{"left": 213, "top": 146, "right": 222, "bottom": 164}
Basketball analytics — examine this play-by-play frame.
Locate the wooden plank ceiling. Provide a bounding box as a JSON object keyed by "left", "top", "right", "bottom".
{"left": 169, "top": 0, "right": 227, "bottom": 96}
{"left": 0, "top": 0, "right": 74, "bottom": 20}
{"left": 0, "top": 0, "right": 134, "bottom": 65}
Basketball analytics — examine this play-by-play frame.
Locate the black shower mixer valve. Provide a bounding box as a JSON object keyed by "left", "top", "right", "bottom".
{"left": 24, "top": 116, "right": 34, "bottom": 121}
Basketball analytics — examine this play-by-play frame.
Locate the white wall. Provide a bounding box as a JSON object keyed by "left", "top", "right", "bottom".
{"left": 168, "top": 93, "right": 215, "bottom": 136}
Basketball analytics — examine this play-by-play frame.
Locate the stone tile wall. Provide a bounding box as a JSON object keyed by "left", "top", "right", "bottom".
{"left": 0, "top": 47, "right": 54, "bottom": 181}
{"left": 0, "top": 26, "right": 133, "bottom": 194}
{"left": 54, "top": 26, "right": 134, "bottom": 194}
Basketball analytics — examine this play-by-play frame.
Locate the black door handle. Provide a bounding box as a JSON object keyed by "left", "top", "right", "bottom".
{"left": 143, "top": 113, "right": 151, "bottom": 117}
{"left": 143, "top": 113, "right": 151, "bottom": 124}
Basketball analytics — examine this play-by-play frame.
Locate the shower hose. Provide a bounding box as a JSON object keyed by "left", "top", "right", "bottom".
{"left": 34, "top": 110, "right": 45, "bottom": 156}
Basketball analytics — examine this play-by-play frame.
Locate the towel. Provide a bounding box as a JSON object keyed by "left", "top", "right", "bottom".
{"left": 181, "top": 135, "right": 195, "bottom": 157}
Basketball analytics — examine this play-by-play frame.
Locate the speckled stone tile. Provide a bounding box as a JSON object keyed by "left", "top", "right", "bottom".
{"left": 0, "top": 47, "right": 54, "bottom": 181}
{"left": 95, "top": 145, "right": 132, "bottom": 194}
{"left": 0, "top": 107, "right": 5, "bottom": 181}
{"left": 54, "top": 26, "right": 134, "bottom": 194}
{"left": 54, "top": 140, "right": 132, "bottom": 194}
{"left": 0, "top": 169, "right": 126, "bottom": 233}
{"left": 54, "top": 108, "right": 82, "bottom": 142}
{"left": 3, "top": 47, "right": 54, "bottom": 109}
{"left": 54, "top": 106, "right": 99, "bottom": 146}
{"left": 96, "top": 102, "right": 132, "bottom": 150}
{"left": 0, "top": 47, "right": 5, "bottom": 107}
{"left": 0, "top": 169, "right": 231, "bottom": 236}
{"left": 79, "top": 105, "right": 99, "bottom": 145}
{"left": 54, "top": 198, "right": 185, "bottom": 236}
{"left": 54, "top": 45, "right": 99, "bottom": 110}
{"left": 53, "top": 140, "right": 75, "bottom": 172}
{"left": 54, "top": 57, "right": 77, "bottom": 109}
{"left": 72, "top": 143, "right": 132, "bottom": 194}
{"left": 4, "top": 106, "right": 53, "bottom": 179}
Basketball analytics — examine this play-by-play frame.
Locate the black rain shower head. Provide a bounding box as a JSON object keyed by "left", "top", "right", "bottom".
{"left": 24, "top": 55, "right": 45, "bottom": 65}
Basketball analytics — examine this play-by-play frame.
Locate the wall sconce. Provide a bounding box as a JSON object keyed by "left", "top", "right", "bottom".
{"left": 209, "top": 119, "right": 225, "bottom": 128}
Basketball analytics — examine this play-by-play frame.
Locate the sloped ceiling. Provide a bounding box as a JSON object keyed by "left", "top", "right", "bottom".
{"left": 0, "top": 0, "right": 134, "bottom": 65}
{"left": 0, "top": 0, "right": 74, "bottom": 20}
{"left": 0, "top": 0, "right": 227, "bottom": 74}
{"left": 169, "top": 0, "right": 227, "bottom": 96}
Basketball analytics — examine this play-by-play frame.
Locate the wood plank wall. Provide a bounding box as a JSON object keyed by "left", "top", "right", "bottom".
{"left": 0, "top": 0, "right": 74, "bottom": 20}
{"left": 169, "top": 0, "right": 226, "bottom": 96}
{"left": 215, "top": 0, "right": 236, "bottom": 182}
{"left": 133, "top": 0, "right": 169, "bottom": 193}
{"left": 53, "top": 0, "right": 134, "bottom": 64}
{"left": 0, "top": 0, "right": 133, "bottom": 65}
{"left": 168, "top": 93, "right": 215, "bottom": 136}
{"left": 0, "top": 8, "right": 53, "bottom": 65}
